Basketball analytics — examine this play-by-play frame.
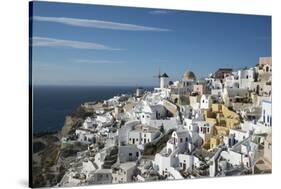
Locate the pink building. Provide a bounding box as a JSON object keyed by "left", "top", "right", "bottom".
{"left": 259, "top": 57, "right": 272, "bottom": 66}
{"left": 193, "top": 84, "right": 206, "bottom": 95}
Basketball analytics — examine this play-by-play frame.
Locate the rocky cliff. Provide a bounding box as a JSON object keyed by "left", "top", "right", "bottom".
{"left": 32, "top": 104, "right": 92, "bottom": 187}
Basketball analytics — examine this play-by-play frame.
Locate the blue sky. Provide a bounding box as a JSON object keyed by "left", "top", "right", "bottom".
{"left": 31, "top": 1, "right": 271, "bottom": 86}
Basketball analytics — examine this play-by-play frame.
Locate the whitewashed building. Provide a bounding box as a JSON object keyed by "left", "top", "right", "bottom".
{"left": 128, "top": 125, "right": 161, "bottom": 145}
{"left": 134, "top": 101, "right": 167, "bottom": 125}
{"left": 200, "top": 95, "right": 213, "bottom": 110}
{"left": 96, "top": 112, "right": 114, "bottom": 127}
{"left": 223, "top": 128, "right": 250, "bottom": 148}
{"left": 160, "top": 73, "right": 169, "bottom": 89}
{"left": 75, "top": 128, "right": 95, "bottom": 144}
{"left": 82, "top": 117, "right": 97, "bottom": 129}
{"left": 153, "top": 127, "right": 203, "bottom": 176}
{"left": 91, "top": 169, "right": 112, "bottom": 184}
{"left": 118, "top": 145, "right": 141, "bottom": 163}
{"left": 224, "top": 74, "right": 239, "bottom": 89}
{"left": 148, "top": 118, "right": 179, "bottom": 131}
{"left": 196, "top": 121, "right": 215, "bottom": 142}
{"left": 153, "top": 148, "right": 179, "bottom": 176}
{"left": 238, "top": 68, "right": 255, "bottom": 90}
{"left": 222, "top": 87, "right": 248, "bottom": 106}
{"left": 112, "top": 162, "right": 137, "bottom": 184}
{"left": 178, "top": 154, "right": 194, "bottom": 171}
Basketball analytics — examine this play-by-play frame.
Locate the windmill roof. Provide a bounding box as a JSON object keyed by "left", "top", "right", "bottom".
{"left": 161, "top": 73, "right": 169, "bottom": 77}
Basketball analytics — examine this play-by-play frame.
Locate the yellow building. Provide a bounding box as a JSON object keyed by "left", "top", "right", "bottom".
{"left": 204, "top": 104, "right": 240, "bottom": 129}
{"left": 203, "top": 104, "right": 240, "bottom": 149}
{"left": 210, "top": 137, "right": 220, "bottom": 149}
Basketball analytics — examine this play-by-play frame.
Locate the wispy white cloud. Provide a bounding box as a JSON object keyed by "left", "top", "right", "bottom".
{"left": 32, "top": 37, "right": 122, "bottom": 50}
{"left": 33, "top": 16, "right": 171, "bottom": 32}
{"left": 149, "top": 10, "right": 171, "bottom": 15}
{"left": 74, "top": 59, "right": 125, "bottom": 64}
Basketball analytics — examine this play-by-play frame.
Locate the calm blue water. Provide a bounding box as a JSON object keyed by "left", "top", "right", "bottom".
{"left": 33, "top": 86, "right": 153, "bottom": 133}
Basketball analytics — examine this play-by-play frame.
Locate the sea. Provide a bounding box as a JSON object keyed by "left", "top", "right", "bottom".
{"left": 32, "top": 86, "right": 154, "bottom": 134}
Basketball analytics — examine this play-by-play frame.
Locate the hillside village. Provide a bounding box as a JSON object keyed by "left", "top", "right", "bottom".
{"left": 33, "top": 57, "right": 272, "bottom": 187}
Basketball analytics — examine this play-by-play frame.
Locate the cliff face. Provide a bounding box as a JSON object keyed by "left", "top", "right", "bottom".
{"left": 60, "top": 105, "right": 95, "bottom": 138}
{"left": 32, "top": 133, "right": 62, "bottom": 187}
{"left": 32, "top": 105, "right": 90, "bottom": 188}
{"left": 61, "top": 115, "right": 82, "bottom": 138}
